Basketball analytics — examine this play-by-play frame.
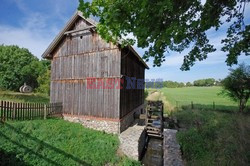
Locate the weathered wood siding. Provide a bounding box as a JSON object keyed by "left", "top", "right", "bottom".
{"left": 120, "top": 48, "right": 145, "bottom": 118}
{"left": 50, "top": 17, "right": 121, "bottom": 119}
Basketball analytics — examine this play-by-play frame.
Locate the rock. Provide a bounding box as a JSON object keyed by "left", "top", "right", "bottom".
{"left": 119, "top": 125, "right": 146, "bottom": 160}
{"left": 163, "top": 129, "right": 184, "bottom": 166}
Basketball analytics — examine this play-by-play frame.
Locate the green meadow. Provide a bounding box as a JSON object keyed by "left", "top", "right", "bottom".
{"left": 0, "top": 90, "right": 49, "bottom": 103}
{"left": 0, "top": 91, "right": 140, "bottom": 166}
{"left": 146, "top": 86, "right": 250, "bottom": 165}
{"left": 161, "top": 86, "right": 236, "bottom": 106}
{"left": 147, "top": 87, "right": 249, "bottom": 113}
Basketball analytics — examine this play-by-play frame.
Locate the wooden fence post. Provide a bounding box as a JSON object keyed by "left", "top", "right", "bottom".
{"left": 191, "top": 101, "right": 194, "bottom": 109}
{"left": 17, "top": 103, "right": 19, "bottom": 120}
{"left": 213, "top": 101, "right": 215, "bottom": 110}
{"left": 6, "top": 101, "right": 9, "bottom": 120}
{"left": 0, "top": 101, "right": 2, "bottom": 121}
{"left": 176, "top": 101, "right": 179, "bottom": 111}
{"left": 0, "top": 101, "right": 63, "bottom": 122}
{"left": 13, "top": 103, "right": 16, "bottom": 120}
{"left": 44, "top": 104, "right": 47, "bottom": 120}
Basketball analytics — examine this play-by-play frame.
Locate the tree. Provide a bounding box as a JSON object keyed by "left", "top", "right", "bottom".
{"left": 163, "top": 80, "right": 185, "bottom": 88}
{"left": 78, "top": 0, "right": 249, "bottom": 70}
{"left": 36, "top": 69, "right": 51, "bottom": 95}
{"left": 0, "top": 45, "right": 48, "bottom": 91}
{"left": 193, "top": 78, "right": 215, "bottom": 86}
{"left": 221, "top": 63, "right": 250, "bottom": 113}
{"left": 214, "top": 79, "right": 222, "bottom": 86}
{"left": 186, "top": 82, "right": 193, "bottom": 87}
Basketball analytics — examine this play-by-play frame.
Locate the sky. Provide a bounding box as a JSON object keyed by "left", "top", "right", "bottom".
{"left": 0, "top": 0, "right": 249, "bottom": 82}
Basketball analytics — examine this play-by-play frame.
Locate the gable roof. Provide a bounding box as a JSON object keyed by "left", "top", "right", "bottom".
{"left": 42, "top": 11, "right": 149, "bottom": 69}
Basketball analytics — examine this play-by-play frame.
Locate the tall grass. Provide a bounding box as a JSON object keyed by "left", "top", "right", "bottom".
{"left": 174, "top": 109, "right": 250, "bottom": 165}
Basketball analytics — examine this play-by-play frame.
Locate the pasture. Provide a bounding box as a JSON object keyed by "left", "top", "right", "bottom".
{"left": 146, "top": 86, "right": 250, "bottom": 165}
{"left": 147, "top": 87, "right": 249, "bottom": 113}
{"left": 160, "top": 86, "right": 236, "bottom": 106}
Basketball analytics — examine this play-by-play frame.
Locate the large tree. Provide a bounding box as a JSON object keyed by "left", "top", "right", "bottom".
{"left": 78, "top": 0, "right": 249, "bottom": 70}
{"left": 221, "top": 63, "right": 250, "bottom": 113}
{"left": 0, "top": 45, "right": 48, "bottom": 91}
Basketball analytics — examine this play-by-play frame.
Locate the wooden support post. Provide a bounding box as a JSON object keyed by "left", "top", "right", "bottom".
{"left": 0, "top": 101, "right": 2, "bottom": 121}
{"left": 191, "top": 101, "right": 194, "bottom": 109}
{"left": 13, "top": 103, "right": 16, "bottom": 120}
{"left": 213, "top": 101, "right": 215, "bottom": 110}
{"left": 44, "top": 104, "right": 47, "bottom": 120}
{"left": 6, "top": 101, "right": 9, "bottom": 121}
{"left": 176, "top": 101, "right": 179, "bottom": 111}
{"left": 17, "top": 103, "right": 19, "bottom": 120}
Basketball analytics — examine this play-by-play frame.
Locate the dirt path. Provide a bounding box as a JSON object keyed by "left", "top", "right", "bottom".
{"left": 146, "top": 91, "right": 161, "bottom": 101}
{"left": 146, "top": 90, "right": 175, "bottom": 114}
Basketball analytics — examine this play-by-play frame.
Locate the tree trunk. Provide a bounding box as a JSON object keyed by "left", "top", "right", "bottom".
{"left": 239, "top": 99, "right": 246, "bottom": 113}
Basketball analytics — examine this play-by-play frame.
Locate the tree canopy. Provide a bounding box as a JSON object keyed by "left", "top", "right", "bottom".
{"left": 0, "top": 45, "right": 49, "bottom": 91}
{"left": 163, "top": 81, "right": 185, "bottom": 88}
{"left": 78, "top": 0, "right": 250, "bottom": 70}
{"left": 193, "top": 78, "right": 216, "bottom": 86}
{"left": 221, "top": 63, "right": 250, "bottom": 112}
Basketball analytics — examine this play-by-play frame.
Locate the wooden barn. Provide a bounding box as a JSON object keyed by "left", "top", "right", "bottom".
{"left": 42, "top": 11, "right": 149, "bottom": 134}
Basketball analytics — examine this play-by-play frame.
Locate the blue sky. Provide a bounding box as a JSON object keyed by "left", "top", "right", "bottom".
{"left": 0, "top": 0, "right": 249, "bottom": 82}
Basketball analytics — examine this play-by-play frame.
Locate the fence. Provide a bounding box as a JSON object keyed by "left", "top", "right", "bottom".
{"left": 0, "top": 101, "right": 63, "bottom": 121}
{"left": 174, "top": 100, "right": 249, "bottom": 112}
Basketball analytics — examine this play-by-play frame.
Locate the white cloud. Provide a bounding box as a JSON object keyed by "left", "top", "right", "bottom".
{"left": 164, "top": 54, "right": 184, "bottom": 66}
{"left": 0, "top": 0, "right": 79, "bottom": 58}
{"left": 0, "top": 25, "right": 52, "bottom": 58}
{"left": 0, "top": 7, "right": 55, "bottom": 58}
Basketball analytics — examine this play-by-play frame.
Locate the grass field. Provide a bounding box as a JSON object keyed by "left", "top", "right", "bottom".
{"left": 0, "top": 90, "right": 49, "bottom": 103}
{"left": 0, "top": 90, "right": 140, "bottom": 166}
{"left": 1, "top": 88, "right": 249, "bottom": 165}
{"left": 147, "top": 87, "right": 249, "bottom": 113}
{"left": 0, "top": 119, "right": 140, "bottom": 166}
{"left": 160, "top": 86, "right": 237, "bottom": 106}
{"left": 146, "top": 87, "right": 250, "bottom": 165}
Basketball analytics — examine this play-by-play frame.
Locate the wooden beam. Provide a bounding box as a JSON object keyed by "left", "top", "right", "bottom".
{"left": 64, "top": 26, "right": 96, "bottom": 35}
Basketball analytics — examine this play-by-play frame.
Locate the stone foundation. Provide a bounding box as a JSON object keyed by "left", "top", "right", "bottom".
{"left": 119, "top": 124, "right": 146, "bottom": 160}
{"left": 63, "top": 115, "right": 120, "bottom": 134}
{"left": 163, "top": 129, "right": 183, "bottom": 166}
{"left": 120, "top": 104, "right": 145, "bottom": 133}
{"left": 63, "top": 103, "right": 145, "bottom": 134}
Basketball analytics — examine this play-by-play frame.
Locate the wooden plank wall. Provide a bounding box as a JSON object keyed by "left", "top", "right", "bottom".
{"left": 50, "top": 17, "right": 121, "bottom": 119}
{"left": 120, "top": 47, "right": 145, "bottom": 119}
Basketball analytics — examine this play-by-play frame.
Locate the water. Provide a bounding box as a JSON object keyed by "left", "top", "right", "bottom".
{"left": 141, "top": 137, "right": 163, "bottom": 166}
